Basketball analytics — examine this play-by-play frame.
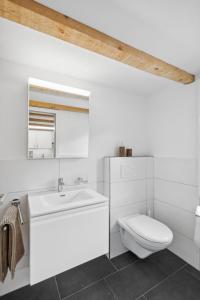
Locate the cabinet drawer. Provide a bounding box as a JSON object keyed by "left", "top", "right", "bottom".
{"left": 30, "top": 204, "right": 109, "bottom": 284}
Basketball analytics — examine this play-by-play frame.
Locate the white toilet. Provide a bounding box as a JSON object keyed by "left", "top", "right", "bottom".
{"left": 118, "top": 214, "right": 173, "bottom": 259}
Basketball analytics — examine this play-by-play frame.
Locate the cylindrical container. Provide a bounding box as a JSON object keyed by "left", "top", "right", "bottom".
{"left": 119, "top": 146, "right": 126, "bottom": 157}
{"left": 126, "top": 148, "right": 132, "bottom": 157}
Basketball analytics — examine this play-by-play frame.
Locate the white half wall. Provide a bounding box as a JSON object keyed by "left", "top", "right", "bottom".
{"left": 104, "top": 157, "right": 154, "bottom": 258}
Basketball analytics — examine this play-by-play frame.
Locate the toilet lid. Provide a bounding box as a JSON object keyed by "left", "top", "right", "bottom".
{"left": 126, "top": 215, "right": 172, "bottom": 243}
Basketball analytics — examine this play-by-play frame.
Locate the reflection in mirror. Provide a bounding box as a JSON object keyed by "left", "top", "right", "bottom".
{"left": 28, "top": 111, "right": 56, "bottom": 159}
{"left": 28, "top": 78, "right": 90, "bottom": 159}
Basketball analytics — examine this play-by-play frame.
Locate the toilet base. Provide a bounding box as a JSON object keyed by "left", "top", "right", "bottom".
{"left": 120, "top": 228, "right": 154, "bottom": 259}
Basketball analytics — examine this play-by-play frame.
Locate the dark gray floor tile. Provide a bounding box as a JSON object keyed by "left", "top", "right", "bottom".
{"left": 185, "top": 264, "right": 200, "bottom": 281}
{"left": 146, "top": 268, "right": 200, "bottom": 300}
{"left": 56, "top": 255, "right": 116, "bottom": 299}
{"left": 1, "top": 277, "right": 59, "bottom": 300}
{"left": 111, "top": 251, "right": 138, "bottom": 270}
{"left": 65, "top": 280, "right": 115, "bottom": 300}
{"left": 149, "top": 249, "right": 186, "bottom": 276}
{"left": 106, "top": 257, "right": 166, "bottom": 300}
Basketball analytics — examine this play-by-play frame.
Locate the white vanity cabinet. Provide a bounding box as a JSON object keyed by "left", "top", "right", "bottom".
{"left": 29, "top": 203, "right": 109, "bottom": 285}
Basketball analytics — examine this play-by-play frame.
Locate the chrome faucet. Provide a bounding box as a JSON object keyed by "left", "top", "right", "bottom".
{"left": 75, "top": 177, "right": 88, "bottom": 185}
{"left": 58, "top": 177, "right": 64, "bottom": 192}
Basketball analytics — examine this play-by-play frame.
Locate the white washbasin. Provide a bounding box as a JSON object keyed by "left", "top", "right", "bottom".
{"left": 44, "top": 190, "right": 93, "bottom": 207}
{"left": 28, "top": 188, "right": 108, "bottom": 217}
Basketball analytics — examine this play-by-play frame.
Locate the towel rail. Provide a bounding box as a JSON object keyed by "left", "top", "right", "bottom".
{"left": 11, "top": 199, "right": 24, "bottom": 225}
{"left": 2, "top": 199, "right": 24, "bottom": 232}
{"left": 3, "top": 225, "right": 7, "bottom": 231}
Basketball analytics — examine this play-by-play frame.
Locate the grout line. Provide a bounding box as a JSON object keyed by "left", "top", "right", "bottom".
{"left": 62, "top": 254, "right": 139, "bottom": 299}
{"left": 58, "top": 159, "right": 61, "bottom": 177}
{"left": 169, "top": 228, "right": 195, "bottom": 243}
{"left": 155, "top": 177, "right": 197, "bottom": 188}
{"left": 184, "top": 268, "right": 200, "bottom": 282}
{"left": 108, "top": 259, "right": 118, "bottom": 271}
{"left": 3, "top": 180, "right": 105, "bottom": 196}
{"left": 104, "top": 258, "right": 139, "bottom": 280}
{"left": 62, "top": 257, "right": 118, "bottom": 299}
{"left": 110, "top": 200, "right": 147, "bottom": 210}
{"left": 154, "top": 198, "right": 197, "bottom": 215}
{"left": 105, "top": 255, "right": 119, "bottom": 273}
{"left": 104, "top": 279, "right": 118, "bottom": 300}
{"left": 117, "top": 258, "right": 139, "bottom": 272}
{"left": 108, "top": 248, "right": 185, "bottom": 282}
{"left": 148, "top": 249, "right": 185, "bottom": 267}
{"left": 136, "top": 263, "right": 187, "bottom": 300}
{"left": 153, "top": 204, "right": 196, "bottom": 241}
{"left": 62, "top": 278, "right": 104, "bottom": 300}
{"left": 4, "top": 186, "right": 58, "bottom": 196}
{"left": 110, "top": 178, "right": 149, "bottom": 184}
{"left": 54, "top": 277, "right": 61, "bottom": 300}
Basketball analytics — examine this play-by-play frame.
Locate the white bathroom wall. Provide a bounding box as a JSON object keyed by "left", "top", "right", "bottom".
{"left": 0, "top": 58, "right": 148, "bottom": 295}
{"left": 147, "top": 81, "right": 200, "bottom": 269}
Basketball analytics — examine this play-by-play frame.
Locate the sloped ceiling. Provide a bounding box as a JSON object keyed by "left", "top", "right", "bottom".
{"left": 0, "top": 0, "right": 199, "bottom": 95}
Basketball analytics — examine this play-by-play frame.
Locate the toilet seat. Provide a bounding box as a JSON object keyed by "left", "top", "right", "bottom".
{"left": 118, "top": 214, "right": 173, "bottom": 251}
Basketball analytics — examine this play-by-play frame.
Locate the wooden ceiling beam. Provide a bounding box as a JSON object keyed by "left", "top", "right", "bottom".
{"left": 29, "top": 100, "right": 89, "bottom": 113}
{"left": 0, "top": 0, "right": 195, "bottom": 84}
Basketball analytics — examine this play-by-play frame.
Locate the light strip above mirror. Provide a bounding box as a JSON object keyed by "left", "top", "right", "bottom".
{"left": 28, "top": 78, "right": 91, "bottom": 98}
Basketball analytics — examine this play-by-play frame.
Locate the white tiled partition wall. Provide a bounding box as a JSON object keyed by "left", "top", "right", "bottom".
{"left": 154, "top": 157, "right": 199, "bottom": 268}
{"left": 104, "top": 157, "right": 154, "bottom": 258}
{"left": 147, "top": 80, "right": 200, "bottom": 270}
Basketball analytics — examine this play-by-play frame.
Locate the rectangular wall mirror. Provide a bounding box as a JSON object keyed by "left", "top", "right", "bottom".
{"left": 28, "top": 78, "right": 90, "bottom": 159}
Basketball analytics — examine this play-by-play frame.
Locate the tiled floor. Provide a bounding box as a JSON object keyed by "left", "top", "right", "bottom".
{"left": 2, "top": 249, "right": 200, "bottom": 300}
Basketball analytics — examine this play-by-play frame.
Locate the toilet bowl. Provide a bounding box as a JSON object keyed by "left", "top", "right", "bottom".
{"left": 118, "top": 214, "right": 173, "bottom": 259}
